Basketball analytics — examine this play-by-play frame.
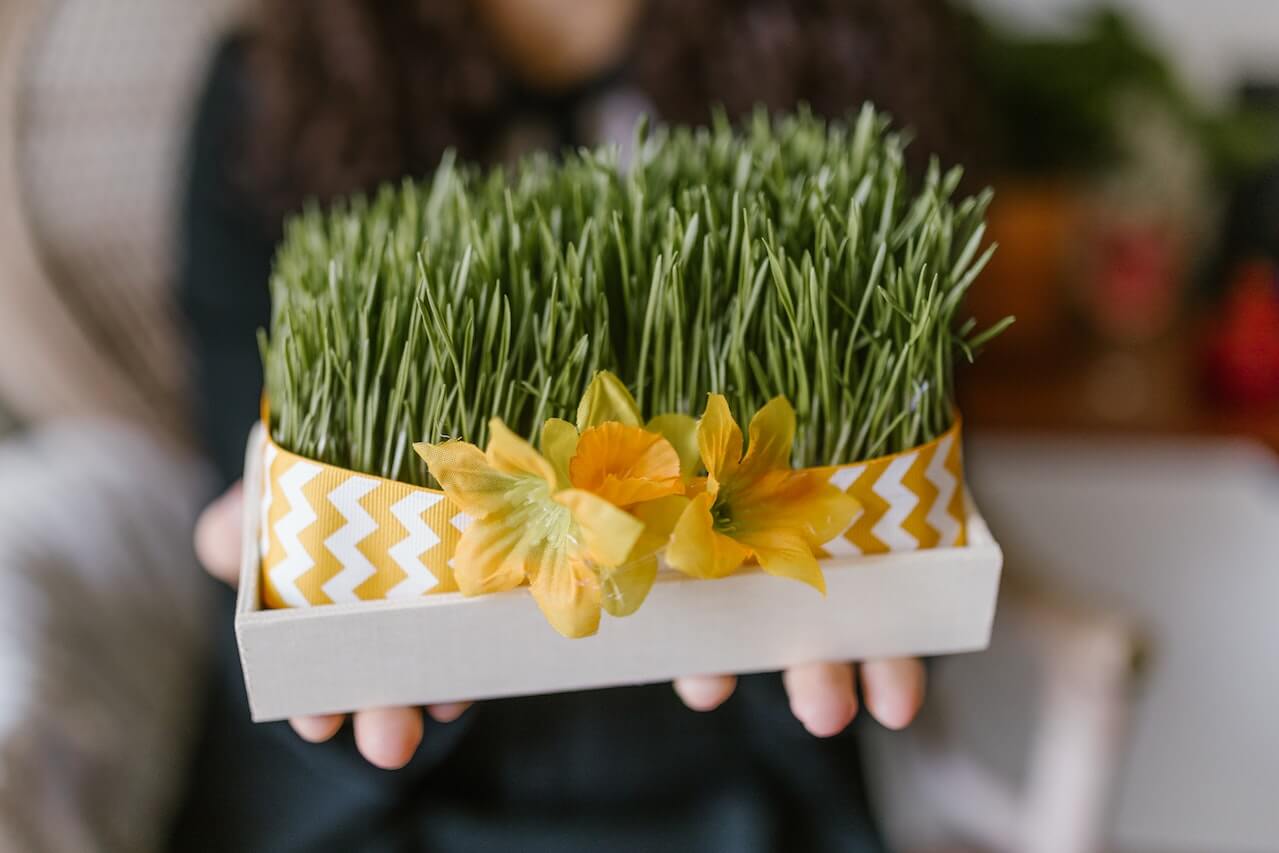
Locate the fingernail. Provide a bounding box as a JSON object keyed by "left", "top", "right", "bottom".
{"left": 675, "top": 676, "right": 734, "bottom": 711}
{"left": 427, "top": 702, "right": 470, "bottom": 723}
{"left": 791, "top": 695, "right": 856, "bottom": 738}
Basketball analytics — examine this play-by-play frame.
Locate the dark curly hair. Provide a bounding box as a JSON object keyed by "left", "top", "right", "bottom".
{"left": 242, "top": 0, "right": 512, "bottom": 222}
{"left": 634, "top": 0, "right": 988, "bottom": 173}
{"left": 241, "top": 0, "right": 988, "bottom": 221}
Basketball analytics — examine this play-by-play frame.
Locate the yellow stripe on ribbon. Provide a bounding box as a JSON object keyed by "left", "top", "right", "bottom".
{"left": 259, "top": 432, "right": 463, "bottom": 609}
{"left": 259, "top": 418, "right": 966, "bottom": 609}
{"left": 815, "top": 418, "right": 966, "bottom": 559}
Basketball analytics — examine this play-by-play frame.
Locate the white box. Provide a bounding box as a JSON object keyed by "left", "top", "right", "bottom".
{"left": 236, "top": 425, "right": 1002, "bottom": 722}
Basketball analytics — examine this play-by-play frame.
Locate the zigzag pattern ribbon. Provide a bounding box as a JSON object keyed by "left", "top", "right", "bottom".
{"left": 259, "top": 438, "right": 463, "bottom": 608}
{"left": 814, "top": 421, "right": 966, "bottom": 559}
{"left": 259, "top": 420, "right": 966, "bottom": 608}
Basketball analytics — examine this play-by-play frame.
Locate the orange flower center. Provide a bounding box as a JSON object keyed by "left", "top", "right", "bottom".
{"left": 569, "top": 423, "right": 683, "bottom": 507}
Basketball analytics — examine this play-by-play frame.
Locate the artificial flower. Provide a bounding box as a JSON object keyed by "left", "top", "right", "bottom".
{"left": 414, "top": 372, "right": 693, "bottom": 636}
{"left": 665, "top": 394, "right": 858, "bottom": 593}
{"left": 540, "top": 371, "right": 698, "bottom": 493}
{"left": 415, "top": 420, "right": 644, "bottom": 638}
{"left": 539, "top": 371, "right": 694, "bottom": 616}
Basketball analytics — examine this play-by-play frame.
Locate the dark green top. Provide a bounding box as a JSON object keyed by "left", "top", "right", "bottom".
{"left": 168, "top": 39, "right": 883, "bottom": 853}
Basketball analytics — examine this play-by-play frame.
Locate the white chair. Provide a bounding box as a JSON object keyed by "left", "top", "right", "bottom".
{"left": 868, "top": 571, "right": 1144, "bottom": 852}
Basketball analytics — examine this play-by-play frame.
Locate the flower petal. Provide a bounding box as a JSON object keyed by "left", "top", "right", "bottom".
{"left": 647, "top": 413, "right": 701, "bottom": 480}
{"left": 569, "top": 423, "right": 682, "bottom": 506}
{"left": 529, "top": 550, "right": 601, "bottom": 638}
{"left": 414, "top": 440, "right": 514, "bottom": 518}
{"left": 452, "top": 515, "right": 532, "bottom": 596}
{"left": 794, "top": 477, "right": 860, "bottom": 548}
{"left": 596, "top": 494, "right": 688, "bottom": 618}
{"left": 666, "top": 492, "right": 751, "bottom": 580}
{"left": 697, "top": 394, "right": 742, "bottom": 493}
{"left": 734, "top": 471, "right": 859, "bottom": 548}
{"left": 738, "top": 396, "right": 796, "bottom": 481}
{"left": 599, "top": 554, "right": 658, "bottom": 618}
{"left": 576, "top": 371, "right": 642, "bottom": 430}
{"left": 738, "top": 528, "right": 827, "bottom": 594}
{"left": 486, "top": 419, "right": 558, "bottom": 486}
{"left": 540, "top": 417, "right": 579, "bottom": 490}
{"left": 630, "top": 494, "right": 690, "bottom": 555}
{"left": 554, "top": 488, "right": 645, "bottom": 568}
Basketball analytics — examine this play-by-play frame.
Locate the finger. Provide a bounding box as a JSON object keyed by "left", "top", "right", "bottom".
{"left": 289, "top": 714, "right": 345, "bottom": 743}
{"left": 194, "top": 482, "right": 244, "bottom": 587}
{"left": 353, "top": 707, "right": 423, "bottom": 770}
{"left": 859, "top": 658, "right": 926, "bottom": 731}
{"left": 673, "top": 675, "right": 737, "bottom": 711}
{"left": 426, "top": 702, "right": 472, "bottom": 724}
{"left": 783, "top": 662, "right": 857, "bottom": 738}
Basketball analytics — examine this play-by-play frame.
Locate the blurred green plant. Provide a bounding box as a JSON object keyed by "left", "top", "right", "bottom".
{"left": 970, "top": 6, "right": 1279, "bottom": 179}
{"left": 263, "top": 107, "right": 1010, "bottom": 486}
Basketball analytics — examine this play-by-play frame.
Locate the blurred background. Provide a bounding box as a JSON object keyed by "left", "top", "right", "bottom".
{"left": 0, "top": 1, "right": 1276, "bottom": 851}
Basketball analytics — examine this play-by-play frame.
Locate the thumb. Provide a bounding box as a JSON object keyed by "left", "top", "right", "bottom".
{"left": 195, "top": 481, "right": 245, "bottom": 587}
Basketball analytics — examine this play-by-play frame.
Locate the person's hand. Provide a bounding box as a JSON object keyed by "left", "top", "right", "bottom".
{"left": 673, "top": 658, "right": 925, "bottom": 736}
{"left": 195, "top": 483, "right": 471, "bottom": 770}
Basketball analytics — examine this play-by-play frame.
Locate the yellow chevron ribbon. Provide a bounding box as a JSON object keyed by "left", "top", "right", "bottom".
{"left": 260, "top": 433, "right": 464, "bottom": 609}
{"left": 259, "top": 418, "right": 966, "bottom": 609}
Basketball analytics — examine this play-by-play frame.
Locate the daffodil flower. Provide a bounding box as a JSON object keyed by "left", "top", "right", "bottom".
{"left": 414, "top": 372, "right": 693, "bottom": 637}
{"left": 540, "top": 372, "right": 695, "bottom": 618}
{"left": 665, "top": 394, "right": 858, "bottom": 593}
{"left": 415, "top": 420, "right": 648, "bottom": 637}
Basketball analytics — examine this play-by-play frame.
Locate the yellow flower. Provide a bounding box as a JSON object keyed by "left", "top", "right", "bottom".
{"left": 413, "top": 371, "right": 693, "bottom": 637}
{"left": 415, "top": 421, "right": 645, "bottom": 638}
{"left": 540, "top": 371, "right": 700, "bottom": 494}
{"left": 665, "top": 394, "right": 858, "bottom": 593}
{"left": 539, "top": 371, "right": 695, "bottom": 617}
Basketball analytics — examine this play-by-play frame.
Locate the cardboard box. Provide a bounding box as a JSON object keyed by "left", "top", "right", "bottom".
{"left": 235, "top": 425, "right": 1003, "bottom": 722}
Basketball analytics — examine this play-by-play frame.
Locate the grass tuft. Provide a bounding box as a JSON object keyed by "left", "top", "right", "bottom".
{"left": 263, "top": 106, "right": 1009, "bottom": 486}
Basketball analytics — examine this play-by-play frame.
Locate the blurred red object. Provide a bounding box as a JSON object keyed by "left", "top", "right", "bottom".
{"left": 1203, "top": 260, "right": 1279, "bottom": 406}
{"left": 1088, "top": 221, "right": 1182, "bottom": 342}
